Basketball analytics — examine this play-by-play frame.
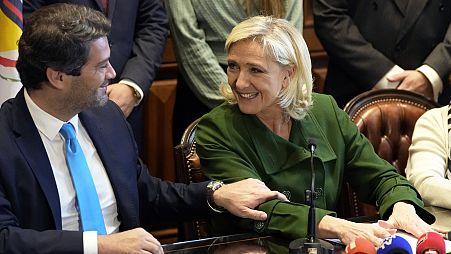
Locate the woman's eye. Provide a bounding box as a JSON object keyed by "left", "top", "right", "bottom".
{"left": 227, "top": 63, "right": 238, "bottom": 70}
{"left": 251, "top": 67, "right": 262, "bottom": 73}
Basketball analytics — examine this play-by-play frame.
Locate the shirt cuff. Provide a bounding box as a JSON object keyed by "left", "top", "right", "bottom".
{"left": 119, "top": 79, "right": 144, "bottom": 106}
{"left": 416, "top": 65, "right": 443, "bottom": 102}
{"left": 83, "top": 231, "right": 98, "bottom": 254}
{"left": 373, "top": 65, "right": 404, "bottom": 89}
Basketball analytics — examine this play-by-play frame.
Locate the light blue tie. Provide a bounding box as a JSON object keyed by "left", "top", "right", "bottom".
{"left": 60, "top": 123, "right": 107, "bottom": 235}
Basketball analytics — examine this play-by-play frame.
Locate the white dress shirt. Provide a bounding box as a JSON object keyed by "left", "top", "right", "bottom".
{"left": 24, "top": 89, "right": 120, "bottom": 254}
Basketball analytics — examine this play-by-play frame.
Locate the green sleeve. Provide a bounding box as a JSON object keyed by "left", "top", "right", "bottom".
{"left": 328, "top": 96, "right": 435, "bottom": 223}
{"left": 251, "top": 200, "right": 336, "bottom": 239}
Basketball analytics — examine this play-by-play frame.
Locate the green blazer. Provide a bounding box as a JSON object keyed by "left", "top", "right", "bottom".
{"left": 196, "top": 93, "right": 434, "bottom": 239}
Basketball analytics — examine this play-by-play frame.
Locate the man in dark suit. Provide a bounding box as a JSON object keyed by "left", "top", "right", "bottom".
{"left": 24, "top": 0, "right": 169, "bottom": 152}
{"left": 313, "top": 0, "right": 451, "bottom": 107}
{"left": 0, "top": 4, "right": 286, "bottom": 253}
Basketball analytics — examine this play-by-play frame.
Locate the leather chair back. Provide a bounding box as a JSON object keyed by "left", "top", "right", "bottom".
{"left": 173, "top": 118, "right": 210, "bottom": 240}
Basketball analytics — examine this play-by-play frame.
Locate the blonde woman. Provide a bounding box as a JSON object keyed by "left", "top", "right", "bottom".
{"left": 165, "top": 0, "right": 303, "bottom": 143}
{"left": 196, "top": 16, "right": 439, "bottom": 246}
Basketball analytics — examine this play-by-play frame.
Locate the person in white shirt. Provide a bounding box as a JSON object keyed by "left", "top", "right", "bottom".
{"left": 406, "top": 104, "right": 451, "bottom": 213}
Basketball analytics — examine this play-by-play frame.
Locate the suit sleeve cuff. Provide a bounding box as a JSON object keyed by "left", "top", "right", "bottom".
{"left": 83, "top": 231, "right": 98, "bottom": 254}
{"left": 120, "top": 79, "right": 144, "bottom": 106}
{"left": 373, "top": 65, "right": 404, "bottom": 89}
{"left": 417, "top": 65, "right": 443, "bottom": 102}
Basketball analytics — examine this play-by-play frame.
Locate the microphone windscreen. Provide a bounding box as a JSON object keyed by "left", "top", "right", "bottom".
{"left": 416, "top": 232, "right": 446, "bottom": 254}
{"left": 377, "top": 235, "right": 413, "bottom": 254}
{"left": 346, "top": 238, "right": 376, "bottom": 254}
{"left": 307, "top": 138, "right": 317, "bottom": 151}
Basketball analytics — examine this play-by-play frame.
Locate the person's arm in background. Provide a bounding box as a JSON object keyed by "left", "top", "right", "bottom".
{"left": 392, "top": 23, "right": 451, "bottom": 101}
{"left": 313, "top": 0, "right": 396, "bottom": 91}
{"left": 405, "top": 107, "right": 451, "bottom": 209}
{"left": 314, "top": 0, "right": 450, "bottom": 101}
{"left": 164, "top": 0, "right": 226, "bottom": 109}
{"left": 107, "top": 0, "right": 168, "bottom": 117}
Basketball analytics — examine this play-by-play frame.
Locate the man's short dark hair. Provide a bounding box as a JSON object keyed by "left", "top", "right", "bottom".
{"left": 16, "top": 3, "right": 111, "bottom": 89}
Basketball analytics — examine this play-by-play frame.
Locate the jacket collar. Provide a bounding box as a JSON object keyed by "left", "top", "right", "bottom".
{"left": 94, "top": 0, "right": 117, "bottom": 19}
{"left": 395, "top": 0, "right": 429, "bottom": 44}
{"left": 246, "top": 111, "right": 337, "bottom": 174}
{"left": 12, "top": 89, "right": 62, "bottom": 229}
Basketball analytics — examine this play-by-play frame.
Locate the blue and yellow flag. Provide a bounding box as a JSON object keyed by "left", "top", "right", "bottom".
{"left": 0, "top": 0, "right": 22, "bottom": 104}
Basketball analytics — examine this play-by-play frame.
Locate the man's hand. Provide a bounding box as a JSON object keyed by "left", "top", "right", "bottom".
{"left": 212, "top": 178, "right": 288, "bottom": 221}
{"left": 98, "top": 228, "right": 163, "bottom": 254}
{"left": 107, "top": 83, "right": 138, "bottom": 117}
{"left": 387, "top": 70, "right": 433, "bottom": 99}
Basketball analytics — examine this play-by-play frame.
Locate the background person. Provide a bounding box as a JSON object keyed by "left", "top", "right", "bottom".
{"left": 313, "top": 0, "right": 451, "bottom": 107}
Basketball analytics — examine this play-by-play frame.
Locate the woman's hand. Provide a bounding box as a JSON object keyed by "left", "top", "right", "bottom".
{"left": 317, "top": 215, "right": 396, "bottom": 246}
{"left": 383, "top": 202, "right": 445, "bottom": 238}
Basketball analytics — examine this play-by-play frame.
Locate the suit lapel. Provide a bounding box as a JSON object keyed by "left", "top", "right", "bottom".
{"left": 78, "top": 111, "right": 115, "bottom": 181}
{"left": 396, "top": 0, "right": 429, "bottom": 44}
{"left": 92, "top": 0, "right": 117, "bottom": 19}
{"left": 92, "top": 0, "right": 103, "bottom": 11}
{"left": 79, "top": 105, "right": 139, "bottom": 227}
{"left": 392, "top": 0, "right": 409, "bottom": 16}
{"left": 108, "top": 0, "right": 117, "bottom": 19}
{"left": 13, "top": 90, "right": 62, "bottom": 229}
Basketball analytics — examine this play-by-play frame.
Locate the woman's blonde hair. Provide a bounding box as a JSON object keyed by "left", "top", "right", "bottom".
{"left": 222, "top": 16, "right": 313, "bottom": 120}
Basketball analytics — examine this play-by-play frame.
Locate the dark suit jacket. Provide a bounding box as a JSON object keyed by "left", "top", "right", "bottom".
{"left": 23, "top": 0, "right": 169, "bottom": 149}
{"left": 313, "top": 0, "right": 451, "bottom": 107}
{"left": 0, "top": 89, "right": 210, "bottom": 253}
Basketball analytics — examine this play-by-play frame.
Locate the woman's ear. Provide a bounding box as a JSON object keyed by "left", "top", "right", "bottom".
{"left": 282, "top": 65, "right": 296, "bottom": 88}
{"left": 46, "top": 67, "right": 66, "bottom": 89}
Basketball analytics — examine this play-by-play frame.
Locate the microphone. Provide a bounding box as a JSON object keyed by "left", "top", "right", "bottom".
{"left": 377, "top": 235, "right": 413, "bottom": 254}
{"left": 346, "top": 238, "right": 376, "bottom": 254}
{"left": 289, "top": 139, "right": 334, "bottom": 254}
{"left": 307, "top": 138, "right": 317, "bottom": 241}
{"left": 416, "top": 232, "right": 445, "bottom": 254}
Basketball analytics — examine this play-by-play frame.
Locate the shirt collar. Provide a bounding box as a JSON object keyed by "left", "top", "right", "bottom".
{"left": 24, "top": 88, "right": 80, "bottom": 141}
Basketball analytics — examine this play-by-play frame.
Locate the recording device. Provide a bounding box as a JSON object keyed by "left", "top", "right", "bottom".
{"left": 376, "top": 235, "right": 413, "bottom": 254}
{"left": 416, "top": 232, "right": 445, "bottom": 254}
{"left": 346, "top": 238, "right": 376, "bottom": 254}
{"left": 289, "top": 139, "right": 335, "bottom": 254}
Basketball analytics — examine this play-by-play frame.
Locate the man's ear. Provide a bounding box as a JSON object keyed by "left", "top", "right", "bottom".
{"left": 46, "top": 67, "right": 66, "bottom": 89}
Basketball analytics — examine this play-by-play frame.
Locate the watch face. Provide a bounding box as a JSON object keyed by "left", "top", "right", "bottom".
{"left": 134, "top": 89, "right": 141, "bottom": 99}
{"left": 207, "top": 181, "right": 226, "bottom": 213}
{"left": 208, "top": 181, "right": 224, "bottom": 191}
